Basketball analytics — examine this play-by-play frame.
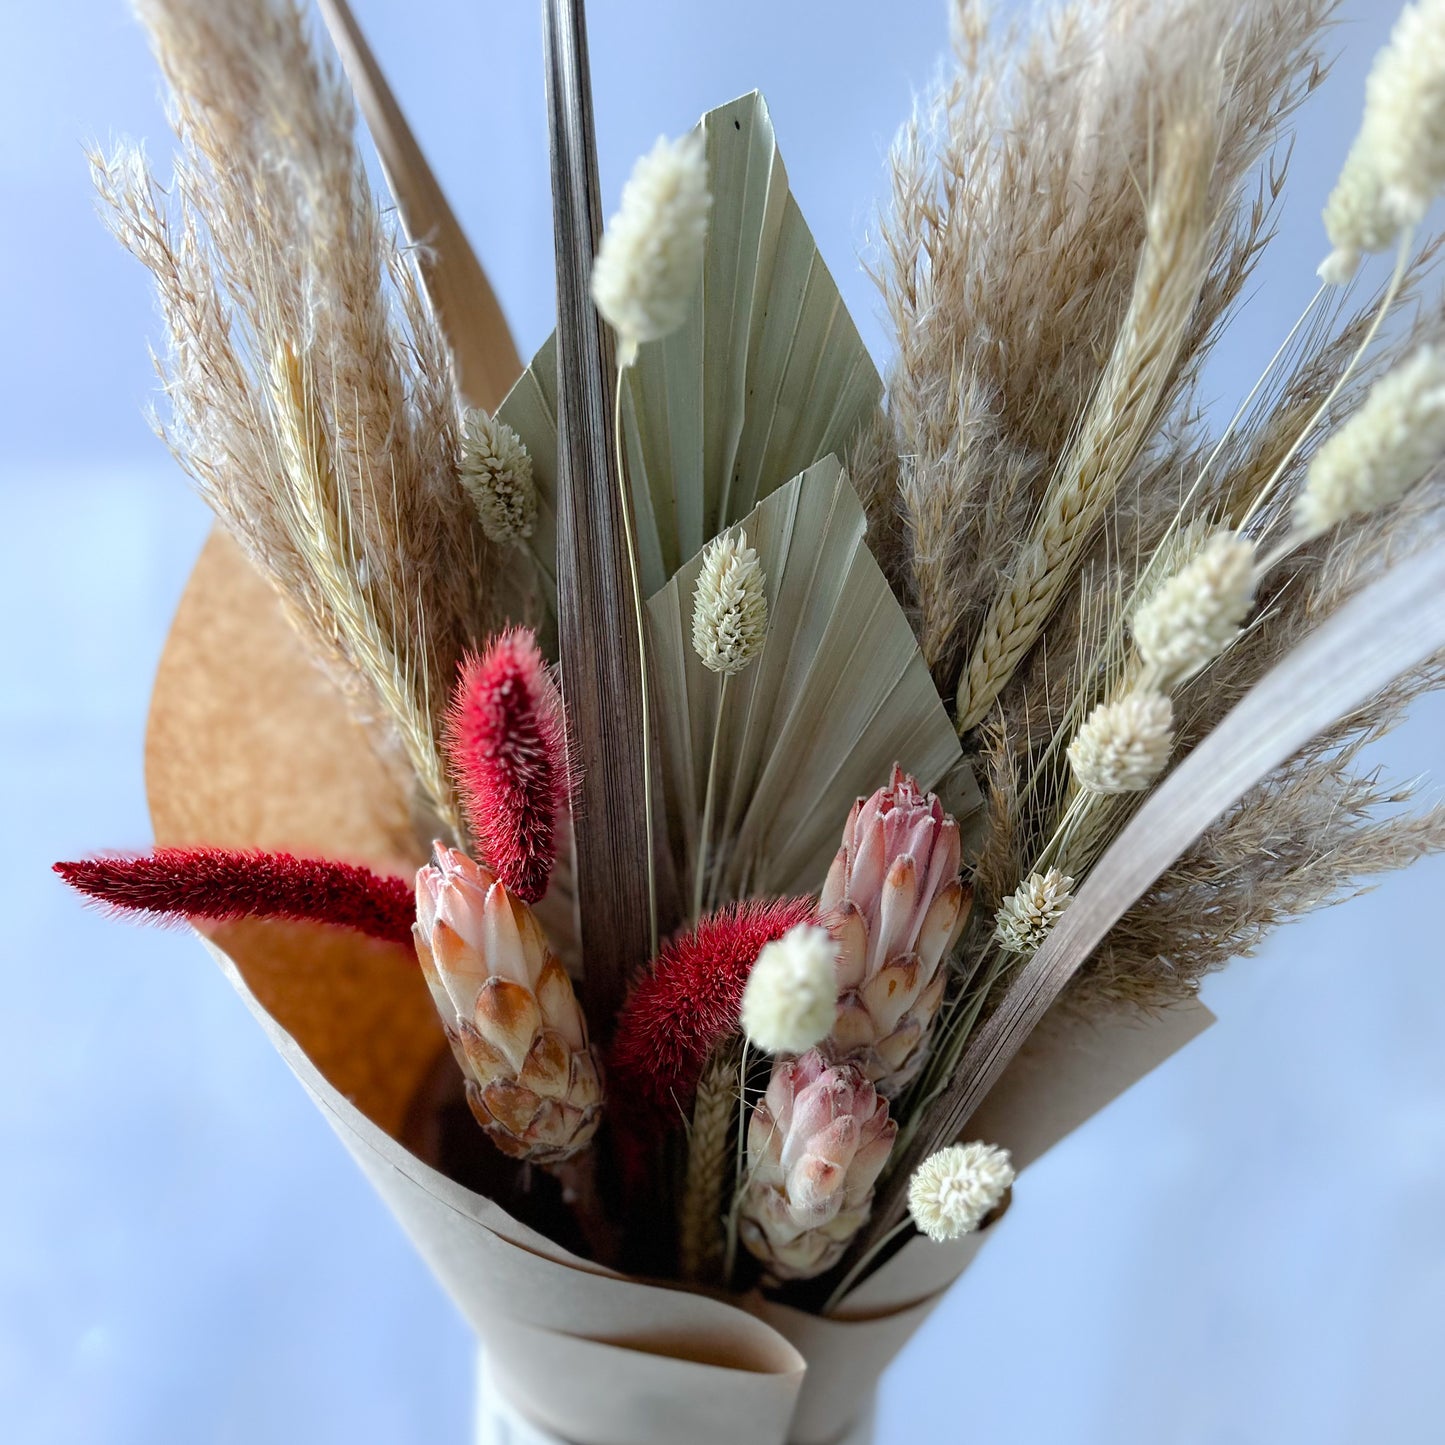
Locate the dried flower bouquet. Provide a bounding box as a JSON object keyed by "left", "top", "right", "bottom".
{"left": 58, "top": 0, "right": 1445, "bottom": 1440}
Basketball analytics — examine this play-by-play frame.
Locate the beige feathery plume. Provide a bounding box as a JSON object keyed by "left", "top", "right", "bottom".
{"left": 1068, "top": 692, "right": 1175, "bottom": 795}
{"left": 692, "top": 529, "right": 768, "bottom": 674}
{"left": 877, "top": 0, "right": 1330, "bottom": 697}
{"left": 1295, "top": 346, "right": 1445, "bottom": 537}
{"left": 592, "top": 132, "right": 711, "bottom": 368}
{"left": 1132, "top": 531, "right": 1257, "bottom": 686}
{"left": 92, "top": 0, "right": 497, "bottom": 835}
{"left": 460, "top": 408, "right": 536, "bottom": 544}
{"left": 954, "top": 74, "right": 1221, "bottom": 730}
{"left": 993, "top": 869, "right": 1075, "bottom": 954}
{"left": 267, "top": 342, "right": 460, "bottom": 832}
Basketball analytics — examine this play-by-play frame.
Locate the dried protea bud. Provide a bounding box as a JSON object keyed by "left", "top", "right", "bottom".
{"left": 692, "top": 529, "right": 768, "bottom": 675}
{"left": 591, "top": 131, "right": 711, "bottom": 367}
{"left": 460, "top": 408, "right": 535, "bottom": 544}
{"left": 444, "top": 628, "right": 569, "bottom": 904}
{"left": 740, "top": 922, "right": 840, "bottom": 1054}
{"left": 414, "top": 846, "right": 601, "bottom": 1164}
{"left": 738, "top": 1050, "right": 896, "bottom": 1280}
{"left": 907, "top": 1143, "right": 1014, "bottom": 1242}
{"left": 993, "top": 869, "right": 1075, "bottom": 954}
{"left": 818, "top": 767, "right": 969, "bottom": 1095}
{"left": 1068, "top": 692, "right": 1174, "bottom": 795}
{"left": 1295, "top": 346, "right": 1445, "bottom": 538}
{"left": 1131, "top": 532, "right": 1256, "bottom": 687}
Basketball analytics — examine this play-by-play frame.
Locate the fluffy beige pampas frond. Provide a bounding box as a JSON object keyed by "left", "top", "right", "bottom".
{"left": 93, "top": 0, "right": 501, "bottom": 834}
{"left": 874, "top": 0, "right": 1334, "bottom": 701}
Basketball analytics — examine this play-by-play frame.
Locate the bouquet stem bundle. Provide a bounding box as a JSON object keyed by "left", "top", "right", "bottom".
{"left": 59, "top": 1, "right": 1445, "bottom": 1439}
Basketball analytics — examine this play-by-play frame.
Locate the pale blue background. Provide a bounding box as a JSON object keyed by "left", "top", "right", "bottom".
{"left": 3, "top": 2, "right": 1443, "bottom": 1442}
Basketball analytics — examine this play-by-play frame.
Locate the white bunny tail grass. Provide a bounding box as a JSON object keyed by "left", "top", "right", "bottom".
{"left": 1068, "top": 692, "right": 1175, "bottom": 795}
{"left": 907, "top": 1143, "right": 1014, "bottom": 1241}
{"left": 460, "top": 408, "right": 536, "bottom": 544}
{"left": 1321, "top": 0, "right": 1445, "bottom": 281}
{"left": 692, "top": 529, "right": 768, "bottom": 675}
{"left": 1132, "top": 532, "right": 1257, "bottom": 686}
{"left": 1295, "top": 346, "right": 1445, "bottom": 538}
{"left": 592, "top": 131, "right": 711, "bottom": 367}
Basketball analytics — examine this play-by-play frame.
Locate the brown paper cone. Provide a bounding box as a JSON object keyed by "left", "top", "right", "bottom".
{"left": 146, "top": 528, "right": 1212, "bottom": 1445}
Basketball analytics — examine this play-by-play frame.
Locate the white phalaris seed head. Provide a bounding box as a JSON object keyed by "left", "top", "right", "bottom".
{"left": 1296, "top": 346, "right": 1445, "bottom": 537}
{"left": 1320, "top": 0, "right": 1445, "bottom": 281}
{"left": 591, "top": 131, "right": 711, "bottom": 368}
{"left": 1320, "top": 140, "right": 1397, "bottom": 284}
{"left": 692, "top": 529, "right": 768, "bottom": 674}
{"left": 740, "top": 923, "right": 841, "bottom": 1054}
{"left": 1364, "top": 0, "right": 1445, "bottom": 225}
{"left": 1068, "top": 692, "right": 1174, "bottom": 795}
{"left": 907, "top": 1142, "right": 1015, "bottom": 1242}
{"left": 1131, "top": 532, "right": 1257, "bottom": 685}
{"left": 993, "top": 869, "right": 1075, "bottom": 954}
{"left": 459, "top": 409, "right": 536, "bottom": 544}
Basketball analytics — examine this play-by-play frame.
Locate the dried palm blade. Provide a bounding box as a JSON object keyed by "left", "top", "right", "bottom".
{"left": 496, "top": 90, "right": 882, "bottom": 615}
{"left": 646, "top": 456, "right": 981, "bottom": 909}
{"left": 317, "top": 0, "right": 522, "bottom": 410}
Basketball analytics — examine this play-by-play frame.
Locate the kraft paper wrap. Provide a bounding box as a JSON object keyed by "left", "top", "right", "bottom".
{"left": 146, "top": 529, "right": 1213, "bottom": 1445}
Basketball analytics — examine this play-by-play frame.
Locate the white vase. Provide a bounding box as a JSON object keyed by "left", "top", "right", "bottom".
{"left": 475, "top": 1350, "right": 877, "bottom": 1445}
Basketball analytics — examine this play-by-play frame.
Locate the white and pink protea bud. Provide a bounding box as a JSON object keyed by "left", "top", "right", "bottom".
{"left": 818, "top": 766, "right": 971, "bottom": 1095}
{"left": 414, "top": 845, "right": 602, "bottom": 1164}
{"left": 738, "top": 1050, "right": 896, "bottom": 1280}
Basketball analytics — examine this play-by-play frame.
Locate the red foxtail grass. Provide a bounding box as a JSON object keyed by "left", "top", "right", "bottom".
{"left": 444, "top": 628, "right": 571, "bottom": 904}
{"left": 54, "top": 847, "right": 416, "bottom": 946}
{"left": 609, "top": 896, "right": 817, "bottom": 1133}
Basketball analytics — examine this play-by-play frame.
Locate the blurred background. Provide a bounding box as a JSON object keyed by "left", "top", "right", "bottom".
{"left": 3, "top": 1, "right": 1443, "bottom": 1441}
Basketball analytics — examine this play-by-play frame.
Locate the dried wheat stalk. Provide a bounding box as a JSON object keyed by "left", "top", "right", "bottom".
{"left": 678, "top": 1048, "right": 737, "bottom": 1283}
{"left": 953, "top": 73, "right": 1224, "bottom": 730}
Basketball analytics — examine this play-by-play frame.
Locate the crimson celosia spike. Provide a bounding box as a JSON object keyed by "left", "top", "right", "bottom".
{"left": 444, "top": 628, "right": 570, "bottom": 904}
{"left": 609, "top": 897, "right": 818, "bottom": 1132}
{"left": 54, "top": 847, "right": 416, "bottom": 947}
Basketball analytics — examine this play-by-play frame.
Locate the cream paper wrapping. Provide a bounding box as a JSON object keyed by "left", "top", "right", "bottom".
{"left": 147, "top": 530, "right": 1213, "bottom": 1445}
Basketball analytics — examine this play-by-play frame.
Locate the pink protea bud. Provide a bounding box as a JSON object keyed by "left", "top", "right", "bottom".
{"left": 818, "top": 766, "right": 971, "bottom": 1095}
{"left": 414, "top": 845, "right": 601, "bottom": 1164}
{"left": 738, "top": 1049, "right": 896, "bottom": 1280}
